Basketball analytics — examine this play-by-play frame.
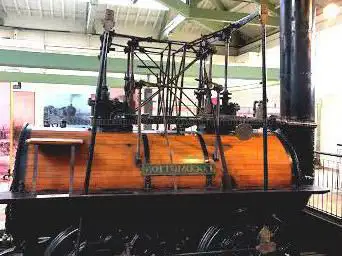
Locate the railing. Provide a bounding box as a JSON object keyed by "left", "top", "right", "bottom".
{"left": 307, "top": 151, "right": 342, "bottom": 221}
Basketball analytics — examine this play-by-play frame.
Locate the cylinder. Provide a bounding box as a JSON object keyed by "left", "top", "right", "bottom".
{"left": 12, "top": 128, "right": 294, "bottom": 193}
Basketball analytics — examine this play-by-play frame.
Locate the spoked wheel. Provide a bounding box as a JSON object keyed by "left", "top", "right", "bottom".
{"left": 44, "top": 227, "right": 85, "bottom": 256}
{"left": 43, "top": 228, "right": 169, "bottom": 256}
{"left": 197, "top": 216, "right": 300, "bottom": 256}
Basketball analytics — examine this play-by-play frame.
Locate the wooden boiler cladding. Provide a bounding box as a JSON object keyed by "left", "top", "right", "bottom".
{"left": 20, "top": 128, "right": 293, "bottom": 192}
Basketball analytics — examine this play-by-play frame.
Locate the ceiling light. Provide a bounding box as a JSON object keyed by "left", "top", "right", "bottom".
{"left": 323, "top": 3, "right": 340, "bottom": 20}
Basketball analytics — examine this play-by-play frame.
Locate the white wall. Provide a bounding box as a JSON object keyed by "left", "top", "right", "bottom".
{"left": 313, "top": 23, "right": 342, "bottom": 153}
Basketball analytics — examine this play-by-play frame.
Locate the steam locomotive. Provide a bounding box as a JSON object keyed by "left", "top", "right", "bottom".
{"left": 0, "top": 1, "right": 328, "bottom": 255}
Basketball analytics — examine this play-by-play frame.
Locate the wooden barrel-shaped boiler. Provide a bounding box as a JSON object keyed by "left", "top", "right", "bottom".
{"left": 12, "top": 126, "right": 295, "bottom": 193}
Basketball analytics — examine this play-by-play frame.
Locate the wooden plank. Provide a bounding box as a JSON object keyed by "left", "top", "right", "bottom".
{"left": 26, "top": 138, "right": 84, "bottom": 145}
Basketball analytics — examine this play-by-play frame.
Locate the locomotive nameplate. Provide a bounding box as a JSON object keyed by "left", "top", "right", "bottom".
{"left": 141, "top": 163, "right": 215, "bottom": 176}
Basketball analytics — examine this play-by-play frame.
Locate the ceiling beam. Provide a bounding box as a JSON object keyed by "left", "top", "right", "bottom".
{"left": 86, "top": 0, "right": 98, "bottom": 34}
{"left": 156, "top": 0, "right": 279, "bottom": 28}
{"left": 189, "top": 8, "right": 279, "bottom": 27}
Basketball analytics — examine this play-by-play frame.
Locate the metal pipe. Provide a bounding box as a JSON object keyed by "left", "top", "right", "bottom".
{"left": 84, "top": 31, "right": 110, "bottom": 194}
{"left": 113, "top": 31, "right": 187, "bottom": 45}
{"left": 129, "top": 45, "right": 135, "bottom": 109}
{"left": 124, "top": 47, "right": 131, "bottom": 104}
{"left": 224, "top": 36, "right": 230, "bottom": 92}
{"left": 136, "top": 85, "right": 142, "bottom": 163}
{"left": 164, "top": 44, "right": 172, "bottom": 115}
{"left": 178, "top": 54, "right": 186, "bottom": 116}
{"left": 261, "top": 20, "right": 268, "bottom": 190}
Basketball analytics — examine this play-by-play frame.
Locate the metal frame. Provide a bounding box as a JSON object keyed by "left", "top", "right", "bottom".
{"left": 81, "top": 7, "right": 319, "bottom": 195}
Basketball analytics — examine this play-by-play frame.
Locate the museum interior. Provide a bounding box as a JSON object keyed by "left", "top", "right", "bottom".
{"left": 0, "top": 0, "right": 341, "bottom": 255}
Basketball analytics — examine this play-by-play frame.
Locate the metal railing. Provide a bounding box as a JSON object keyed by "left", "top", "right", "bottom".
{"left": 307, "top": 151, "right": 342, "bottom": 220}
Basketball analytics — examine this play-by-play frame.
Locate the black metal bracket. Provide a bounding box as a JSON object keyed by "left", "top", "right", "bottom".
{"left": 142, "top": 134, "right": 151, "bottom": 190}
{"left": 196, "top": 132, "right": 213, "bottom": 187}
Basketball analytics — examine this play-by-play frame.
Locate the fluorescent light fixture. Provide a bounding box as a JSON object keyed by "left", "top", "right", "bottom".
{"left": 98, "top": 0, "right": 169, "bottom": 10}
{"left": 163, "top": 14, "right": 186, "bottom": 37}
{"left": 323, "top": 3, "right": 340, "bottom": 20}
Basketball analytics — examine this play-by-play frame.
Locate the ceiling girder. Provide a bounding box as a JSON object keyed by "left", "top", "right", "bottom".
{"left": 156, "top": 0, "right": 279, "bottom": 28}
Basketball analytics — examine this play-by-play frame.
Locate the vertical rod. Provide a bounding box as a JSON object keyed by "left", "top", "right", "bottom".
{"left": 157, "top": 53, "right": 164, "bottom": 130}
{"left": 125, "top": 48, "right": 131, "bottom": 104}
{"left": 136, "top": 86, "right": 142, "bottom": 163}
{"left": 208, "top": 53, "right": 213, "bottom": 83}
{"left": 164, "top": 44, "right": 172, "bottom": 117}
{"left": 216, "top": 89, "right": 220, "bottom": 133}
{"left": 157, "top": 53, "right": 163, "bottom": 116}
{"left": 32, "top": 144, "right": 39, "bottom": 195}
{"left": 261, "top": 21, "right": 268, "bottom": 190}
{"left": 172, "top": 47, "right": 186, "bottom": 116}
{"left": 177, "top": 47, "right": 187, "bottom": 117}
{"left": 224, "top": 37, "right": 229, "bottom": 92}
{"left": 84, "top": 31, "right": 110, "bottom": 194}
{"left": 69, "top": 145, "right": 76, "bottom": 195}
{"left": 169, "top": 54, "right": 176, "bottom": 117}
{"left": 206, "top": 53, "right": 213, "bottom": 113}
{"left": 197, "top": 43, "right": 204, "bottom": 114}
{"left": 129, "top": 46, "right": 135, "bottom": 109}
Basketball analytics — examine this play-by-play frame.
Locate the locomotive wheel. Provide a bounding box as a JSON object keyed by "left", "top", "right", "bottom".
{"left": 197, "top": 218, "right": 300, "bottom": 255}
{"left": 44, "top": 227, "right": 86, "bottom": 256}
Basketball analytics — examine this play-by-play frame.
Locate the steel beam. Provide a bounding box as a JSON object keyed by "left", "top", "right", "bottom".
{"left": 0, "top": 49, "right": 280, "bottom": 80}
{"left": 189, "top": 7, "right": 279, "bottom": 27}
{"left": 156, "top": 0, "right": 279, "bottom": 27}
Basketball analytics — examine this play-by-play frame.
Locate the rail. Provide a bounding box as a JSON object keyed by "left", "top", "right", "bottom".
{"left": 307, "top": 151, "right": 342, "bottom": 222}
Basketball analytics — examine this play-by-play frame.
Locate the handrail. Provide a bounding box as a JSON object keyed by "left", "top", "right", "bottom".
{"left": 314, "top": 151, "right": 342, "bottom": 158}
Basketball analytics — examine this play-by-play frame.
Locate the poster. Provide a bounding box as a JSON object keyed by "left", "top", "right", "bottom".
{"left": 0, "top": 83, "right": 10, "bottom": 175}
{"left": 43, "top": 93, "right": 91, "bottom": 127}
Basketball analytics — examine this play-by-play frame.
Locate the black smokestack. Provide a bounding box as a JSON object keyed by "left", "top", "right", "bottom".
{"left": 280, "top": 0, "right": 316, "bottom": 182}
{"left": 280, "top": 0, "right": 316, "bottom": 121}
